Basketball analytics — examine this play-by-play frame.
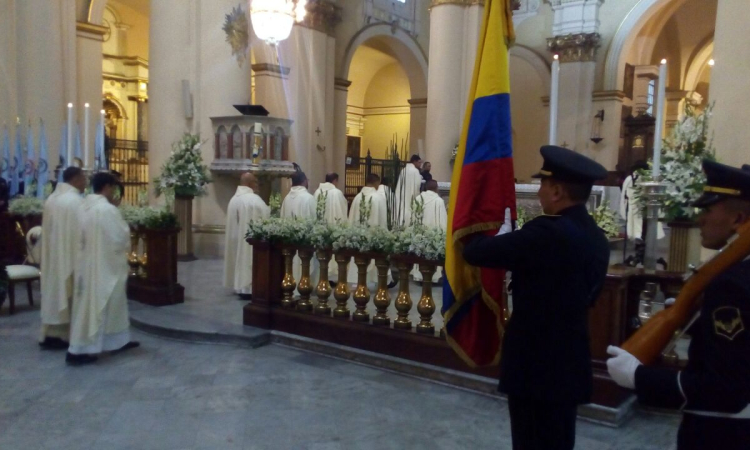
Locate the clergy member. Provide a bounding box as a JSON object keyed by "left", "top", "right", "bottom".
{"left": 224, "top": 172, "right": 270, "bottom": 298}
{"left": 67, "top": 172, "right": 138, "bottom": 366}
{"left": 410, "top": 180, "right": 447, "bottom": 284}
{"left": 313, "top": 172, "right": 348, "bottom": 224}
{"left": 39, "top": 167, "right": 86, "bottom": 350}
{"left": 394, "top": 154, "right": 422, "bottom": 227}
{"left": 281, "top": 171, "right": 318, "bottom": 283}
{"left": 348, "top": 174, "right": 389, "bottom": 285}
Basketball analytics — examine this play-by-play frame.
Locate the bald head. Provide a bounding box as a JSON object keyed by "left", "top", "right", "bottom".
{"left": 240, "top": 172, "right": 258, "bottom": 190}
{"left": 425, "top": 180, "right": 438, "bottom": 192}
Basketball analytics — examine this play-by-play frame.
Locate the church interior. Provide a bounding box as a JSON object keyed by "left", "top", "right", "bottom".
{"left": 2, "top": 0, "right": 750, "bottom": 448}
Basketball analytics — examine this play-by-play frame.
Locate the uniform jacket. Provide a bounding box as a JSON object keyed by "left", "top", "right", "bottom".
{"left": 635, "top": 258, "right": 750, "bottom": 416}
{"left": 463, "top": 204, "right": 610, "bottom": 404}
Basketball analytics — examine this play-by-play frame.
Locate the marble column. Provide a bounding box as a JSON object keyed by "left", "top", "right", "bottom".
{"left": 333, "top": 78, "right": 351, "bottom": 184}
{"left": 424, "top": 0, "right": 483, "bottom": 183}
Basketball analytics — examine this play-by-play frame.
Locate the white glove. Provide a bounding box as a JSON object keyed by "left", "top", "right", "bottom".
{"left": 606, "top": 345, "right": 642, "bottom": 389}
{"left": 495, "top": 207, "right": 513, "bottom": 236}
{"left": 665, "top": 297, "right": 676, "bottom": 307}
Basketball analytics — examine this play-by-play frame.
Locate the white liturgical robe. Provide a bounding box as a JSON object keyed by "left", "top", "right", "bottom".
{"left": 620, "top": 175, "right": 664, "bottom": 240}
{"left": 409, "top": 190, "right": 447, "bottom": 283}
{"left": 224, "top": 186, "right": 270, "bottom": 294}
{"left": 347, "top": 186, "right": 390, "bottom": 285}
{"left": 394, "top": 163, "right": 422, "bottom": 227}
{"left": 314, "top": 182, "right": 348, "bottom": 280}
{"left": 40, "top": 182, "right": 83, "bottom": 340}
{"left": 68, "top": 195, "right": 131, "bottom": 355}
{"left": 281, "top": 186, "right": 319, "bottom": 283}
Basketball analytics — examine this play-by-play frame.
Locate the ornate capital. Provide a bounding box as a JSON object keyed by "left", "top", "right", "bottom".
{"left": 298, "top": 0, "right": 342, "bottom": 36}
{"left": 546, "top": 33, "right": 600, "bottom": 63}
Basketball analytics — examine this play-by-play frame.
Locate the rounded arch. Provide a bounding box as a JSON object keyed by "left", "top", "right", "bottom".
{"left": 509, "top": 44, "right": 551, "bottom": 93}
{"left": 683, "top": 38, "right": 714, "bottom": 92}
{"left": 103, "top": 93, "right": 128, "bottom": 120}
{"left": 340, "top": 24, "right": 428, "bottom": 98}
{"left": 603, "top": 0, "right": 688, "bottom": 90}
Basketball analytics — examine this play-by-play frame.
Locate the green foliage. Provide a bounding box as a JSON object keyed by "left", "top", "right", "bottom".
{"left": 269, "top": 192, "right": 281, "bottom": 218}
{"left": 154, "top": 133, "right": 212, "bottom": 198}
{"left": 141, "top": 208, "right": 179, "bottom": 230}
{"left": 592, "top": 204, "right": 621, "bottom": 238}
{"left": 8, "top": 196, "right": 44, "bottom": 217}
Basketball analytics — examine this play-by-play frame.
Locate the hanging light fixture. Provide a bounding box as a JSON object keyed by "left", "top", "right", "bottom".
{"left": 250, "top": 0, "right": 307, "bottom": 46}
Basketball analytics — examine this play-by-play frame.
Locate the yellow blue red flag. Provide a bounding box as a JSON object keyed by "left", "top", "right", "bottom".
{"left": 443, "top": 0, "right": 516, "bottom": 368}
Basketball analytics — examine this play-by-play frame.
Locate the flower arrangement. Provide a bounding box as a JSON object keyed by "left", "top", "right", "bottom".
{"left": 154, "top": 133, "right": 212, "bottom": 198}
{"left": 9, "top": 196, "right": 44, "bottom": 216}
{"left": 393, "top": 225, "right": 446, "bottom": 261}
{"left": 120, "top": 204, "right": 148, "bottom": 227}
{"left": 141, "top": 208, "right": 179, "bottom": 230}
{"left": 245, "top": 217, "right": 314, "bottom": 246}
{"left": 269, "top": 192, "right": 281, "bottom": 218}
{"left": 592, "top": 204, "right": 621, "bottom": 238}
{"left": 632, "top": 104, "right": 716, "bottom": 222}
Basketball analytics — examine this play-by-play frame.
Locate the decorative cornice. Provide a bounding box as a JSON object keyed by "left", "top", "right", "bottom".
{"left": 76, "top": 21, "right": 107, "bottom": 41}
{"left": 103, "top": 74, "right": 148, "bottom": 84}
{"left": 298, "top": 0, "right": 342, "bottom": 36}
{"left": 104, "top": 54, "right": 149, "bottom": 69}
{"left": 251, "top": 63, "right": 291, "bottom": 75}
{"left": 334, "top": 78, "right": 352, "bottom": 89}
{"left": 127, "top": 95, "right": 149, "bottom": 103}
{"left": 592, "top": 90, "right": 626, "bottom": 101}
{"left": 546, "top": 33, "right": 600, "bottom": 63}
{"left": 430, "top": 0, "right": 484, "bottom": 9}
{"left": 408, "top": 98, "right": 428, "bottom": 107}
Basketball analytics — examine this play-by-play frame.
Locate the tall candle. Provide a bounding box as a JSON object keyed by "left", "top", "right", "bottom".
{"left": 67, "top": 103, "right": 74, "bottom": 167}
{"left": 100, "top": 109, "right": 106, "bottom": 170}
{"left": 84, "top": 103, "right": 90, "bottom": 168}
{"left": 652, "top": 59, "right": 667, "bottom": 178}
{"left": 549, "top": 54, "right": 560, "bottom": 145}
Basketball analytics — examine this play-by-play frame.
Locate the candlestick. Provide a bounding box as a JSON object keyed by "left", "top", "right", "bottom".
{"left": 652, "top": 59, "right": 667, "bottom": 178}
{"left": 67, "top": 103, "right": 74, "bottom": 168}
{"left": 549, "top": 54, "right": 560, "bottom": 145}
{"left": 84, "top": 103, "right": 90, "bottom": 168}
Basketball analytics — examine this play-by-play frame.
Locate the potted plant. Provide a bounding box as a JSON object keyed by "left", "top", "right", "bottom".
{"left": 154, "top": 133, "right": 212, "bottom": 260}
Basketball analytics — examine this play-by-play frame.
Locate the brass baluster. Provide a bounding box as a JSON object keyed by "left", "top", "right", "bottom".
{"left": 315, "top": 249, "right": 333, "bottom": 315}
{"left": 333, "top": 253, "right": 351, "bottom": 319}
{"left": 280, "top": 247, "right": 297, "bottom": 308}
{"left": 128, "top": 229, "right": 141, "bottom": 277}
{"left": 394, "top": 260, "right": 413, "bottom": 330}
{"left": 352, "top": 254, "right": 371, "bottom": 322}
{"left": 416, "top": 263, "right": 437, "bottom": 334}
{"left": 138, "top": 230, "right": 148, "bottom": 278}
{"left": 372, "top": 257, "right": 391, "bottom": 326}
{"left": 297, "top": 248, "right": 314, "bottom": 312}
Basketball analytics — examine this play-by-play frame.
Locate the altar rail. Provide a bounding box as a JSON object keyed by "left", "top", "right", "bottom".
{"left": 243, "top": 241, "right": 664, "bottom": 414}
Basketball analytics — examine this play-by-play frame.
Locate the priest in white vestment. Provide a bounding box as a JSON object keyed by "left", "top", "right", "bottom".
{"left": 280, "top": 171, "right": 319, "bottom": 283}
{"left": 620, "top": 169, "right": 664, "bottom": 241}
{"left": 67, "top": 172, "right": 138, "bottom": 365}
{"left": 39, "top": 167, "right": 86, "bottom": 349}
{"left": 394, "top": 154, "right": 423, "bottom": 227}
{"left": 409, "top": 180, "right": 447, "bottom": 284}
{"left": 314, "top": 173, "right": 349, "bottom": 281}
{"left": 224, "top": 173, "right": 270, "bottom": 297}
{"left": 348, "top": 174, "right": 390, "bottom": 285}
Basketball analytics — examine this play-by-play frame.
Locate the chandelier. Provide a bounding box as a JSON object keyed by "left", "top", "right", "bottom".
{"left": 250, "top": 0, "right": 307, "bottom": 46}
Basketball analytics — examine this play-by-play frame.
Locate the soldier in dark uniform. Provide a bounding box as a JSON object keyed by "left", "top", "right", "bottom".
{"left": 463, "top": 145, "right": 610, "bottom": 450}
{"left": 607, "top": 160, "right": 750, "bottom": 450}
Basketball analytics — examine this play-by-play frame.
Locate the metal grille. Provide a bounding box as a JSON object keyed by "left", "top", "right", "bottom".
{"left": 106, "top": 138, "right": 149, "bottom": 205}
{"left": 344, "top": 151, "right": 406, "bottom": 203}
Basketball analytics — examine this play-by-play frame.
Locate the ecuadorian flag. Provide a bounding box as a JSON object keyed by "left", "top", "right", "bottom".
{"left": 443, "top": 0, "right": 516, "bottom": 368}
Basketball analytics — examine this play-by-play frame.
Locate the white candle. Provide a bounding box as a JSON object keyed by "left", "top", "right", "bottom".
{"left": 100, "top": 110, "right": 106, "bottom": 170}
{"left": 84, "top": 103, "right": 90, "bottom": 168}
{"left": 652, "top": 59, "right": 667, "bottom": 178}
{"left": 67, "top": 103, "right": 74, "bottom": 167}
{"left": 549, "top": 54, "right": 560, "bottom": 145}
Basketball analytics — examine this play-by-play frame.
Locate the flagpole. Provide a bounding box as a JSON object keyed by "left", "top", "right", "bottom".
{"left": 549, "top": 54, "right": 560, "bottom": 145}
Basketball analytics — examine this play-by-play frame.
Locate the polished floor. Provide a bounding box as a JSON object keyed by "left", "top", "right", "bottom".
{"left": 0, "top": 260, "right": 681, "bottom": 450}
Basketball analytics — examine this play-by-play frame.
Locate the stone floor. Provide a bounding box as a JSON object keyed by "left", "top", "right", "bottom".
{"left": 0, "top": 260, "right": 682, "bottom": 449}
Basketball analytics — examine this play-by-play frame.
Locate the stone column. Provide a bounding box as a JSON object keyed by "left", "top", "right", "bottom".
{"left": 424, "top": 0, "right": 483, "bottom": 183}
{"left": 408, "top": 98, "right": 427, "bottom": 162}
{"left": 546, "top": 0, "right": 604, "bottom": 164}
{"left": 333, "top": 78, "right": 351, "bottom": 184}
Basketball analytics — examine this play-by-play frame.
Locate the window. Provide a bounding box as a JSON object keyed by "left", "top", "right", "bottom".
{"left": 646, "top": 79, "right": 655, "bottom": 116}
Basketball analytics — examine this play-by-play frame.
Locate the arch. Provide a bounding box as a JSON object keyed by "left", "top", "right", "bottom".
{"left": 103, "top": 92, "right": 128, "bottom": 119}
{"left": 683, "top": 37, "right": 713, "bottom": 92}
{"left": 603, "top": 0, "right": 688, "bottom": 91}
{"left": 340, "top": 24, "right": 428, "bottom": 99}
{"left": 509, "top": 44, "right": 551, "bottom": 93}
